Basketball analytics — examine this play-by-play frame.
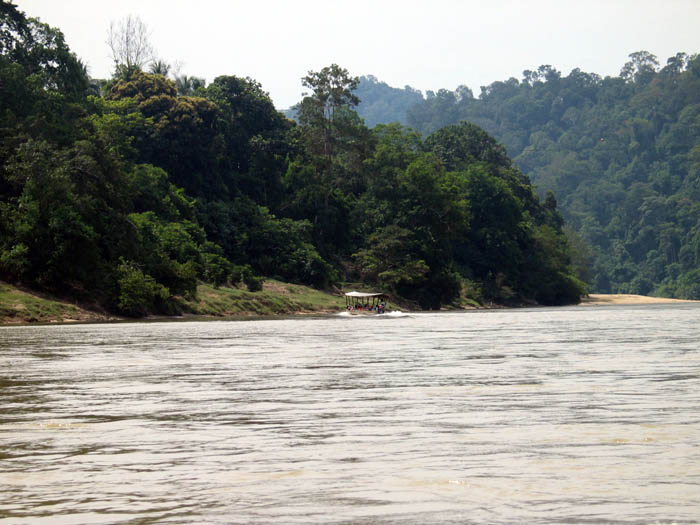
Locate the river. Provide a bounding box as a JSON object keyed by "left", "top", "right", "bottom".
{"left": 1, "top": 304, "right": 699, "bottom": 524}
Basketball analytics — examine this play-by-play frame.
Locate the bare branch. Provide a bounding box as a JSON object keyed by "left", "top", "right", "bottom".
{"left": 106, "top": 15, "right": 154, "bottom": 71}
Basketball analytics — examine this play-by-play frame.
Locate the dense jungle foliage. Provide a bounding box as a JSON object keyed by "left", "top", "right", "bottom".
{"left": 355, "top": 52, "right": 700, "bottom": 299}
{"left": 0, "top": 3, "right": 584, "bottom": 316}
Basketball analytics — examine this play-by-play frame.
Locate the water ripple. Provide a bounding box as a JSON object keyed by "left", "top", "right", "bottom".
{"left": 2, "top": 304, "right": 700, "bottom": 523}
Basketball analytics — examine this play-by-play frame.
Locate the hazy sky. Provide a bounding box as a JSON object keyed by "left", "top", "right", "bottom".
{"left": 16, "top": 0, "right": 700, "bottom": 109}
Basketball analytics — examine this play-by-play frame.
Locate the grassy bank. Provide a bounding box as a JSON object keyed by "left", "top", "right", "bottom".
{"left": 177, "top": 281, "right": 345, "bottom": 318}
{"left": 0, "top": 282, "right": 115, "bottom": 324}
{"left": 0, "top": 280, "right": 347, "bottom": 325}
{"left": 1, "top": 278, "right": 540, "bottom": 326}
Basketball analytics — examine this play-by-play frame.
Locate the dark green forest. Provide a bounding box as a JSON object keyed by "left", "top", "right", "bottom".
{"left": 0, "top": 3, "right": 584, "bottom": 316}
{"left": 354, "top": 52, "right": 700, "bottom": 299}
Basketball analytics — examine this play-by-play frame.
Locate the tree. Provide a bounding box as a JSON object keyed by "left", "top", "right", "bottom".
{"left": 1, "top": 2, "right": 88, "bottom": 97}
{"left": 294, "top": 66, "right": 370, "bottom": 185}
{"left": 107, "top": 15, "right": 154, "bottom": 78}
{"left": 296, "top": 63, "right": 360, "bottom": 162}
{"left": 149, "top": 59, "right": 170, "bottom": 77}
{"left": 353, "top": 225, "right": 429, "bottom": 287}
{"left": 285, "top": 65, "right": 372, "bottom": 259}
{"left": 424, "top": 121, "right": 512, "bottom": 171}
{"left": 175, "top": 74, "right": 206, "bottom": 96}
{"left": 203, "top": 75, "right": 292, "bottom": 204}
{"left": 620, "top": 51, "right": 659, "bottom": 85}
{"left": 117, "top": 260, "right": 170, "bottom": 317}
{"left": 106, "top": 71, "right": 220, "bottom": 196}
{"left": 662, "top": 52, "right": 688, "bottom": 76}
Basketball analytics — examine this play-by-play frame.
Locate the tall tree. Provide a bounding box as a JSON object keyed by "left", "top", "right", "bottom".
{"left": 106, "top": 15, "right": 154, "bottom": 78}
{"left": 295, "top": 63, "right": 360, "bottom": 162}
{"left": 286, "top": 65, "right": 372, "bottom": 259}
{"left": 620, "top": 50, "right": 659, "bottom": 84}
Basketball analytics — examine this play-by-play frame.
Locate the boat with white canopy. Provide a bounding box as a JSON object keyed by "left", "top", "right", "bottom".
{"left": 344, "top": 291, "right": 387, "bottom": 314}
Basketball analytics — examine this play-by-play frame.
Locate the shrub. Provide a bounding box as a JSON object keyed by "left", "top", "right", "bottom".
{"left": 117, "top": 261, "right": 170, "bottom": 317}
{"left": 243, "top": 273, "right": 263, "bottom": 292}
{"left": 231, "top": 264, "right": 263, "bottom": 292}
{"left": 202, "top": 252, "right": 231, "bottom": 288}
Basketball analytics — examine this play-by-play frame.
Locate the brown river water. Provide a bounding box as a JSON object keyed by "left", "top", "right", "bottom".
{"left": 1, "top": 304, "right": 699, "bottom": 524}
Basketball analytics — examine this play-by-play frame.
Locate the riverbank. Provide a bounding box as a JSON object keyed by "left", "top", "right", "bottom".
{"left": 0, "top": 281, "right": 117, "bottom": 324}
{"left": 3, "top": 282, "right": 698, "bottom": 325}
{"left": 0, "top": 280, "right": 347, "bottom": 325}
{"left": 580, "top": 293, "right": 700, "bottom": 305}
{"left": 178, "top": 281, "right": 345, "bottom": 318}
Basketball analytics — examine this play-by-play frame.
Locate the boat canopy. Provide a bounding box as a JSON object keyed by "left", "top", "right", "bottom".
{"left": 344, "top": 291, "right": 384, "bottom": 298}
{"left": 344, "top": 291, "right": 386, "bottom": 308}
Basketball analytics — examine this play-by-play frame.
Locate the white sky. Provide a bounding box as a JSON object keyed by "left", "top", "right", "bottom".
{"left": 16, "top": 0, "right": 700, "bottom": 109}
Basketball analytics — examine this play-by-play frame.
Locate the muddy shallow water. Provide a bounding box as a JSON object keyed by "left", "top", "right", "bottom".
{"left": 2, "top": 304, "right": 699, "bottom": 523}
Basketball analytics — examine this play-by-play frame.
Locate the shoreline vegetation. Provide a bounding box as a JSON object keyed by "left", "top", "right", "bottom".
{"left": 1, "top": 281, "right": 697, "bottom": 325}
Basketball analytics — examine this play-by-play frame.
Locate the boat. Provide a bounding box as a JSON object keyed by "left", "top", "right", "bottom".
{"left": 344, "top": 291, "right": 387, "bottom": 314}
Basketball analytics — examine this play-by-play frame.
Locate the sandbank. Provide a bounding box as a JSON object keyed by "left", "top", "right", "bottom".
{"left": 580, "top": 294, "right": 699, "bottom": 306}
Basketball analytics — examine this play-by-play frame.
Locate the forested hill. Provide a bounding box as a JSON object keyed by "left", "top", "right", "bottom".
{"left": 0, "top": 3, "right": 584, "bottom": 317}
{"left": 285, "top": 75, "right": 425, "bottom": 127}
{"left": 353, "top": 76, "right": 424, "bottom": 127}
{"left": 358, "top": 52, "right": 700, "bottom": 299}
